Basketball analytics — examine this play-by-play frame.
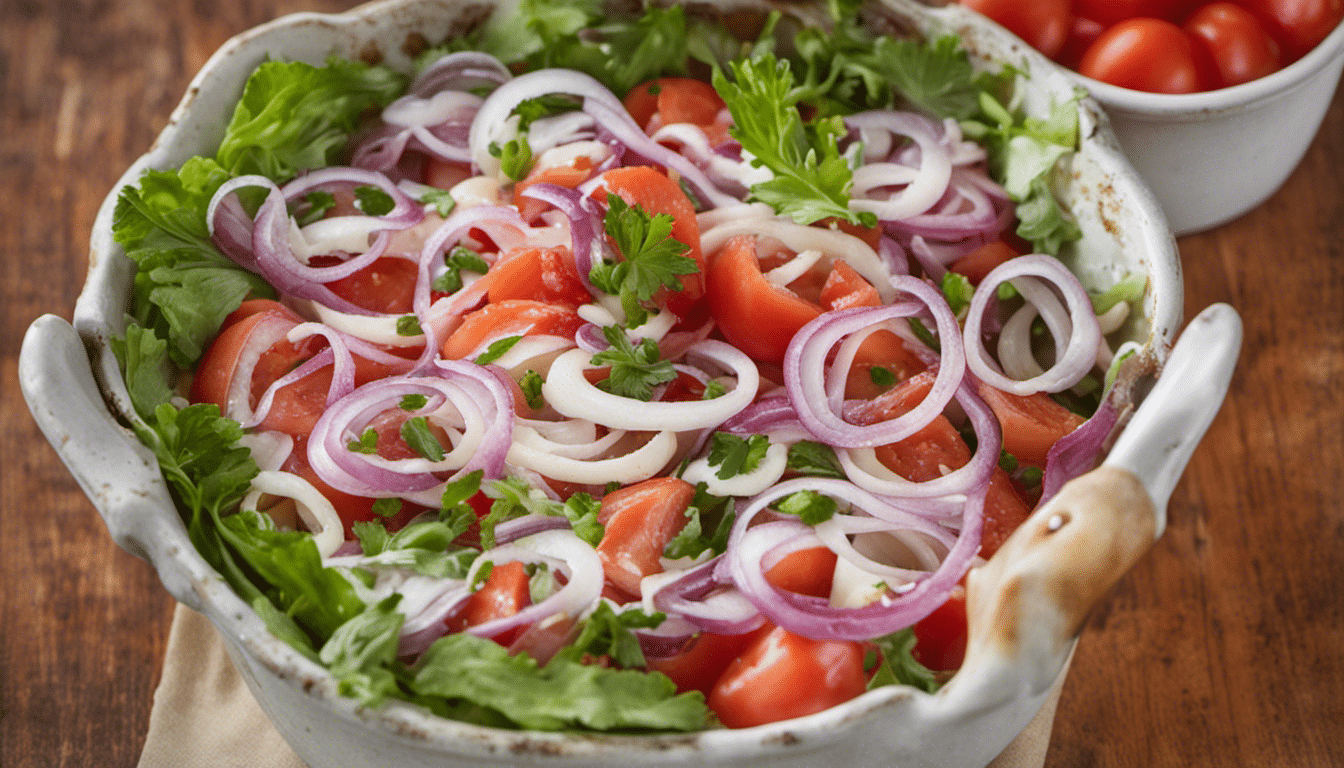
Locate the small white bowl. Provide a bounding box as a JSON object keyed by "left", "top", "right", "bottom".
{"left": 1065, "top": 19, "right": 1344, "bottom": 236}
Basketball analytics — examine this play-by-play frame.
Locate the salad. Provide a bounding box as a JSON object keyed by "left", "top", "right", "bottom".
{"left": 111, "top": 0, "right": 1144, "bottom": 733}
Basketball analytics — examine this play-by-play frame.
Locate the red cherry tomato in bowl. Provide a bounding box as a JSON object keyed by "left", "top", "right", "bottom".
{"left": 1078, "top": 18, "right": 1212, "bottom": 92}
{"left": 1242, "top": 0, "right": 1344, "bottom": 60}
{"left": 1073, "top": 0, "right": 1201, "bottom": 26}
{"left": 1185, "top": 3, "right": 1284, "bottom": 87}
{"left": 960, "top": 0, "right": 1074, "bottom": 59}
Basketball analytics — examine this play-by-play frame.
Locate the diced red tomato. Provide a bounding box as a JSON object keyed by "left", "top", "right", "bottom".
{"left": 764, "top": 546, "right": 838, "bottom": 598}
{"left": 981, "top": 468, "right": 1033, "bottom": 559}
{"left": 595, "top": 477, "right": 696, "bottom": 597}
{"left": 976, "top": 383, "right": 1087, "bottom": 467}
{"left": 440, "top": 299, "right": 585, "bottom": 360}
{"left": 320, "top": 255, "right": 420, "bottom": 315}
{"left": 189, "top": 300, "right": 307, "bottom": 410}
{"left": 707, "top": 625, "right": 869, "bottom": 728}
{"left": 481, "top": 246, "right": 590, "bottom": 306}
{"left": 849, "top": 371, "right": 1034, "bottom": 558}
{"left": 596, "top": 166, "right": 706, "bottom": 317}
{"left": 819, "top": 260, "right": 881, "bottom": 311}
{"left": 624, "top": 77, "right": 730, "bottom": 145}
{"left": 707, "top": 235, "right": 822, "bottom": 364}
{"left": 447, "top": 560, "right": 532, "bottom": 646}
{"left": 911, "top": 585, "right": 968, "bottom": 672}
{"left": 948, "top": 240, "right": 1022, "bottom": 286}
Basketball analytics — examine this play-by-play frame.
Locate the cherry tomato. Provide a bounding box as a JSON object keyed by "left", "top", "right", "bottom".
{"left": 1072, "top": 0, "right": 1201, "bottom": 26}
{"left": 1057, "top": 15, "right": 1108, "bottom": 69}
{"left": 1185, "top": 3, "right": 1284, "bottom": 87}
{"left": 960, "top": 0, "right": 1074, "bottom": 59}
{"left": 1241, "top": 0, "right": 1344, "bottom": 60}
{"left": 708, "top": 625, "right": 869, "bottom": 728}
{"left": 1078, "top": 18, "right": 1211, "bottom": 92}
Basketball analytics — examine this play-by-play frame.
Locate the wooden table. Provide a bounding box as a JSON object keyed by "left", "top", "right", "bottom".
{"left": 2, "top": 1, "right": 1341, "bottom": 765}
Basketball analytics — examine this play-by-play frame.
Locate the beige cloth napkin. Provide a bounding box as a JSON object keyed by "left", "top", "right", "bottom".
{"left": 138, "top": 604, "right": 1060, "bottom": 768}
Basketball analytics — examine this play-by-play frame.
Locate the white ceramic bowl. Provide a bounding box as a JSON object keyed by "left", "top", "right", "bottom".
{"left": 1065, "top": 17, "right": 1344, "bottom": 236}
{"left": 19, "top": 0, "right": 1238, "bottom": 765}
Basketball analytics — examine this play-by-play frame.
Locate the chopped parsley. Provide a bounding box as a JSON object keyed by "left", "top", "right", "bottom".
{"left": 589, "top": 325, "right": 676, "bottom": 401}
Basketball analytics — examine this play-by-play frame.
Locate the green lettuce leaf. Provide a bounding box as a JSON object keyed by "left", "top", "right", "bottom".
{"left": 112, "top": 157, "right": 273, "bottom": 368}
{"left": 216, "top": 58, "right": 405, "bottom": 180}
{"left": 412, "top": 632, "right": 708, "bottom": 731}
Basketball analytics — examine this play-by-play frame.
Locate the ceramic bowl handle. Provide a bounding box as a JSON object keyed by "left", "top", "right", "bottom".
{"left": 959, "top": 303, "right": 1242, "bottom": 694}
{"left": 19, "top": 314, "right": 205, "bottom": 610}
{"left": 1104, "top": 303, "right": 1243, "bottom": 536}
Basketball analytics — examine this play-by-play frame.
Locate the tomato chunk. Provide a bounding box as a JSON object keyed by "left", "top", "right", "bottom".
{"left": 596, "top": 477, "right": 696, "bottom": 597}
{"left": 707, "top": 235, "right": 821, "bottom": 364}
{"left": 708, "top": 625, "right": 868, "bottom": 728}
{"left": 440, "top": 299, "right": 585, "bottom": 360}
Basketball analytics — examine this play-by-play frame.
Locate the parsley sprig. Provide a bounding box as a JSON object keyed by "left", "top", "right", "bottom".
{"left": 713, "top": 54, "right": 874, "bottom": 228}
{"left": 590, "top": 193, "right": 698, "bottom": 327}
{"left": 589, "top": 325, "right": 676, "bottom": 401}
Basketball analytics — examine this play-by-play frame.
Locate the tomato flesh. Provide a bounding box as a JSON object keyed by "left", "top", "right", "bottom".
{"left": 708, "top": 625, "right": 869, "bottom": 728}
{"left": 595, "top": 477, "right": 696, "bottom": 597}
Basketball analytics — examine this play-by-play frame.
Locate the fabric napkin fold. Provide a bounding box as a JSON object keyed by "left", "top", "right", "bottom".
{"left": 137, "top": 604, "right": 1060, "bottom": 768}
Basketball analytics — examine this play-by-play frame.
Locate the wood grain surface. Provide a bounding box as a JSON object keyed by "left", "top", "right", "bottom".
{"left": 2, "top": 1, "right": 1341, "bottom": 766}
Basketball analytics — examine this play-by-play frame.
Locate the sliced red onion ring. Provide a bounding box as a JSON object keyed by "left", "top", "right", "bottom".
{"left": 648, "top": 556, "right": 765, "bottom": 636}
{"left": 542, "top": 339, "right": 760, "bottom": 432}
{"left": 410, "top": 51, "right": 511, "bottom": 99}
{"left": 516, "top": 182, "right": 602, "bottom": 294}
{"left": 469, "top": 69, "right": 738, "bottom": 208}
{"left": 463, "top": 530, "right": 604, "bottom": 641}
{"left": 726, "top": 477, "right": 983, "bottom": 641}
{"left": 494, "top": 513, "right": 576, "bottom": 545}
{"left": 306, "top": 359, "right": 514, "bottom": 497}
{"left": 836, "top": 378, "right": 1001, "bottom": 503}
{"left": 963, "top": 254, "right": 1102, "bottom": 395}
{"left": 1040, "top": 393, "right": 1119, "bottom": 504}
{"left": 847, "top": 111, "right": 952, "bottom": 221}
{"left": 784, "top": 277, "right": 965, "bottom": 448}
